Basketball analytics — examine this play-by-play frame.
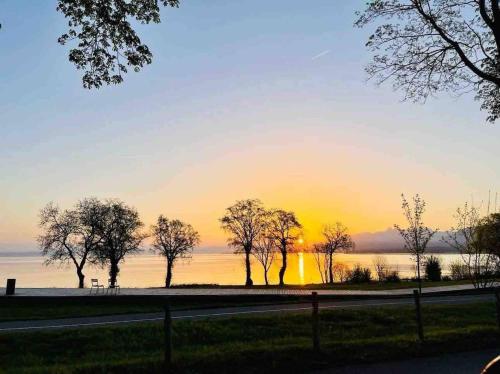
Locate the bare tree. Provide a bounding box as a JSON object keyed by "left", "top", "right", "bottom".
{"left": 96, "top": 200, "right": 147, "bottom": 287}
{"left": 318, "top": 223, "right": 355, "bottom": 284}
{"left": 373, "top": 255, "right": 389, "bottom": 282}
{"left": 395, "top": 194, "right": 437, "bottom": 293}
{"left": 38, "top": 198, "right": 103, "bottom": 288}
{"left": 311, "top": 243, "right": 330, "bottom": 284}
{"left": 151, "top": 215, "right": 200, "bottom": 288}
{"left": 356, "top": 1, "right": 500, "bottom": 122}
{"left": 268, "top": 210, "right": 302, "bottom": 287}
{"left": 253, "top": 223, "right": 276, "bottom": 286}
{"left": 220, "top": 199, "right": 267, "bottom": 286}
{"left": 333, "top": 262, "right": 349, "bottom": 283}
{"left": 39, "top": 204, "right": 83, "bottom": 288}
{"left": 443, "top": 203, "right": 497, "bottom": 287}
{"left": 312, "top": 245, "right": 349, "bottom": 284}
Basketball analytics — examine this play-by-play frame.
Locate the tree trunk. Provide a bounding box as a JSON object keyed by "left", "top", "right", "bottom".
{"left": 77, "top": 268, "right": 85, "bottom": 289}
{"left": 165, "top": 260, "right": 173, "bottom": 288}
{"left": 279, "top": 249, "right": 287, "bottom": 287}
{"left": 245, "top": 250, "right": 253, "bottom": 286}
{"left": 109, "top": 261, "right": 119, "bottom": 287}
{"left": 416, "top": 253, "right": 422, "bottom": 294}
{"left": 328, "top": 252, "right": 334, "bottom": 284}
{"left": 264, "top": 269, "right": 269, "bottom": 286}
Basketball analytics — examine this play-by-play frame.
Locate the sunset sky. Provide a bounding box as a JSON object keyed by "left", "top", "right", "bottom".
{"left": 1, "top": 0, "right": 500, "bottom": 250}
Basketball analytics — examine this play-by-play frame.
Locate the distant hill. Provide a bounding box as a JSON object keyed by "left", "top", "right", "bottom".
{"left": 351, "top": 228, "right": 456, "bottom": 253}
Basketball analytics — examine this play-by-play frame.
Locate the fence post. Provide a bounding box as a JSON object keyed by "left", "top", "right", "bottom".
{"left": 164, "top": 298, "right": 172, "bottom": 372}
{"left": 312, "top": 291, "right": 320, "bottom": 353}
{"left": 495, "top": 288, "right": 500, "bottom": 329}
{"left": 413, "top": 289, "right": 424, "bottom": 342}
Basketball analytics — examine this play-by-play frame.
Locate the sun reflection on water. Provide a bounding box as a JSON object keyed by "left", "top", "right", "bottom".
{"left": 298, "top": 252, "right": 305, "bottom": 285}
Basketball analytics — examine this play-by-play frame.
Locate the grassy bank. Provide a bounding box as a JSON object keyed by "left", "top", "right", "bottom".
{"left": 0, "top": 296, "right": 306, "bottom": 322}
{"left": 0, "top": 279, "right": 474, "bottom": 322}
{"left": 0, "top": 302, "right": 497, "bottom": 373}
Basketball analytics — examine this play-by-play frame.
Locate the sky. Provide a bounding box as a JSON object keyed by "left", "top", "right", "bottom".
{"left": 1, "top": 0, "right": 500, "bottom": 250}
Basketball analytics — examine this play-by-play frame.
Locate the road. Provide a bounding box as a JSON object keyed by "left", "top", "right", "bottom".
{"left": 0, "top": 293, "right": 492, "bottom": 333}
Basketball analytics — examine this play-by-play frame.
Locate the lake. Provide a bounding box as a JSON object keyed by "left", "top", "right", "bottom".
{"left": 0, "top": 250, "right": 463, "bottom": 288}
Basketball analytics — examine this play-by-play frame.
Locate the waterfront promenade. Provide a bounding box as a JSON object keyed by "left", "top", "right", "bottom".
{"left": 0, "top": 283, "right": 477, "bottom": 297}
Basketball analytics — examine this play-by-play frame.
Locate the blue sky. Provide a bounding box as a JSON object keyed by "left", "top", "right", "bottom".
{"left": 1, "top": 1, "right": 499, "bottom": 249}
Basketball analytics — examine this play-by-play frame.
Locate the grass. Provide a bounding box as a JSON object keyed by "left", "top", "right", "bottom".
{"left": 0, "top": 298, "right": 160, "bottom": 322}
{"left": 0, "top": 296, "right": 308, "bottom": 322}
{"left": 0, "top": 279, "right": 474, "bottom": 322}
{"left": 0, "top": 302, "right": 497, "bottom": 373}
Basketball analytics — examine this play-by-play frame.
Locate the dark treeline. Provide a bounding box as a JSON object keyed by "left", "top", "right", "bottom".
{"left": 39, "top": 198, "right": 198, "bottom": 288}
{"left": 219, "top": 199, "right": 302, "bottom": 287}
{"left": 39, "top": 195, "right": 500, "bottom": 289}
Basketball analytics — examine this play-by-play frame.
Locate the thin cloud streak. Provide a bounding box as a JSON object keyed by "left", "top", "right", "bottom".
{"left": 311, "top": 49, "right": 330, "bottom": 60}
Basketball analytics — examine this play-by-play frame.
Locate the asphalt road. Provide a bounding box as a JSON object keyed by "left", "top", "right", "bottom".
{"left": 0, "top": 293, "right": 493, "bottom": 333}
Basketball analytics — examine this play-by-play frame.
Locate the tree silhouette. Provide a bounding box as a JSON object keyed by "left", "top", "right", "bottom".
{"left": 38, "top": 198, "right": 103, "bottom": 288}
{"left": 474, "top": 213, "right": 500, "bottom": 283}
{"left": 443, "top": 203, "right": 497, "bottom": 288}
{"left": 95, "top": 199, "right": 146, "bottom": 287}
{"left": 395, "top": 194, "right": 437, "bottom": 293}
{"left": 477, "top": 213, "right": 500, "bottom": 257}
{"left": 253, "top": 221, "right": 276, "bottom": 286}
{"left": 220, "top": 199, "right": 267, "bottom": 286}
{"left": 317, "top": 223, "right": 354, "bottom": 284}
{"left": 151, "top": 215, "right": 200, "bottom": 287}
{"left": 373, "top": 255, "right": 389, "bottom": 282}
{"left": 268, "top": 210, "right": 302, "bottom": 287}
{"left": 311, "top": 242, "right": 331, "bottom": 283}
{"left": 55, "top": 0, "right": 180, "bottom": 88}
{"left": 356, "top": 0, "right": 500, "bottom": 122}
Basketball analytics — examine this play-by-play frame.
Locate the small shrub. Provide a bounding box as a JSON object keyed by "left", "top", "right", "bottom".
{"left": 449, "top": 260, "right": 469, "bottom": 281}
{"left": 442, "top": 275, "right": 452, "bottom": 281}
{"left": 346, "top": 264, "right": 372, "bottom": 283}
{"left": 373, "top": 255, "right": 389, "bottom": 282}
{"left": 425, "top": 255, "right": 442, "bottom": 282}
{"left": 384, "top": 270, "right": 401, "bottom": 283}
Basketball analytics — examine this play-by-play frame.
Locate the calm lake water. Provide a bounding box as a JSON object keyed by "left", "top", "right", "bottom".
{"left": 0, "top": 251, "right": 462, "bottom": 288}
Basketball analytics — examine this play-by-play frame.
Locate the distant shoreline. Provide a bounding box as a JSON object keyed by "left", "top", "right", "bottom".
{"left": 350, "top": 248, "right": 459, "bottom": 254}
{"left": 0, "top": 249, "right": 460, "bottom": 257}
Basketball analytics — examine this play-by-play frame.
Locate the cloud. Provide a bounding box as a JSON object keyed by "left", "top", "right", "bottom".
{"left": 311, "top": 50, "right": 330, "bottom": 61}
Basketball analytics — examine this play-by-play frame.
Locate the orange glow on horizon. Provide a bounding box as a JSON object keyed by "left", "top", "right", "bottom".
{"left": 1, "top": 126, "right": 477, "bottom": 249}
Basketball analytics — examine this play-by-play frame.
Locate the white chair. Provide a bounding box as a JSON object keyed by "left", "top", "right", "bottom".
{"left": 106, "top": 279, "right": 120, "bottom": 295}
{"left": 90, "top": 279, "right": 104, "bottom": 295}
